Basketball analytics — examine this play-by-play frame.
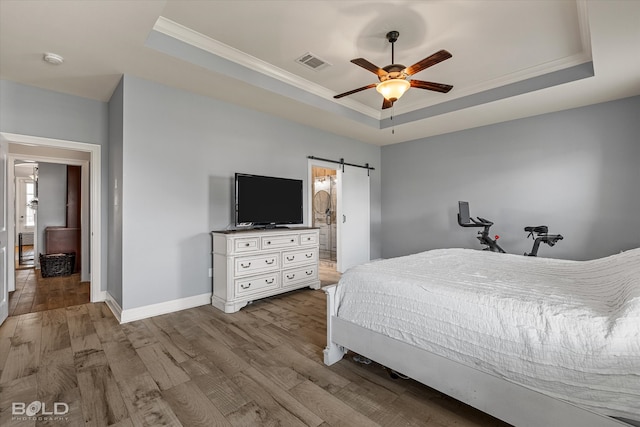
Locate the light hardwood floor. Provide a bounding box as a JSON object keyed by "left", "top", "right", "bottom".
{"left": 319, "top": 260, "right": 341, "bottom": 287}
{"left": 8, "top": 269, "right": 90, "bottom": 317}
{"left": 0, "top": 288, "right": 510, "bottom": 427}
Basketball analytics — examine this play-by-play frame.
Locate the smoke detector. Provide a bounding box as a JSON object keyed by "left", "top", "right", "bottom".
{"left": 43, "top": 52, "right": 64, "bottom": 65}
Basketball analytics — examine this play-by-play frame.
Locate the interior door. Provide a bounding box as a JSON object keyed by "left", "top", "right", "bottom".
{"left": 336, "top": 165, "right": 370, "bottom": 272}
{"left": 0, "top": 141, "right": 9, "bottom": 325}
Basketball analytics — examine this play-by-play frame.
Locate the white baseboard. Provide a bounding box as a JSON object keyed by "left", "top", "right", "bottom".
{"left": 104, "top": 292, "right": 123, "bottom": 323}
{"left": 94, "top": 290, "right": 108, "bottom": 302}
{"left": 116, "top": 293, "right": 212, "bottom": 324}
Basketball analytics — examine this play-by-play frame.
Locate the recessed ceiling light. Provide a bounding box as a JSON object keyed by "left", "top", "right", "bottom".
{"left": 43, "top": 52, "right": 64, "bottom": 65}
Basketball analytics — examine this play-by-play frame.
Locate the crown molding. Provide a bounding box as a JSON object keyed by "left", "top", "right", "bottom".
{"left": 152, "top": 16, "right": 381, "bottom": 120}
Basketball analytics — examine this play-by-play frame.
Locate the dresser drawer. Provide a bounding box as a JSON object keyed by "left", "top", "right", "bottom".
{"left": 261, "top": 234, "right": 299, "bottom": 249}
{"left": 282, "top": 265, "right": 318, "bottom": 287}
{"left": 234, "top": 237, "right": 259, "bottom": 253}
{"left": 300, "top": 232, "right": 318, "bottom": 246}
{"left": 234, "top": 253, "right": 279, "bottom": 276}
{"left": 282, "top": 248, "right": 317, "bottom": 268}
{"left": 235, "top": 272, "right": 280, "bottom": 296}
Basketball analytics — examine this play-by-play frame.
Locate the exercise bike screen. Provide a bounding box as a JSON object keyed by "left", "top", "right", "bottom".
{"left": 458, "top": 201, "right": 471, "bottom": 224}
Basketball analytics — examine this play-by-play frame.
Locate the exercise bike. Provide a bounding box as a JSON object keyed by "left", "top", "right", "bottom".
{"left": 523, "top": 225, "right": 563, "bottom": 256}
{"left": 457, "top": 201, "right": 563, "bottom": 256}
{"left": 457, "top": 201, "right": 506, "bottom": 253}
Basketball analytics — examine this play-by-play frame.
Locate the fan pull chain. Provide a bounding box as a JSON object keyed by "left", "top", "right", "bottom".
{"left": 391, "top": 105, "right": 395, "bottom": 135}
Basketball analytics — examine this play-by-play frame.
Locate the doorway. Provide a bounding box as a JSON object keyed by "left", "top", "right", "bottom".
{"left": 311, "top": 166, "right": 340, "bottom": 286}
{"left": 8, "top": 159, "right": 90, "bottom": 316}
{"left": 0, "top": 132, "right": 102, "bottom": 327}
{"left": 14, "top": 161, "right": 37, "bottom": 270}
{"left": 312, "top": 167, "right": 337, "bottom": 263}
{"left": 308, "top": 158, "right": 371, "bottom": 278}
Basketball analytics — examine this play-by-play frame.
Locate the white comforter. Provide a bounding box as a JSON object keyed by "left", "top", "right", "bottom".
{"left": 335, "top": 248, "right": 640, "bottom": 421}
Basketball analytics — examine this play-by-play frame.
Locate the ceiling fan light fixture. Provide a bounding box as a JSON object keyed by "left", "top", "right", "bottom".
{"left": 376, "top": 78, "right": 410, "bottom": 102}
{"left": 334, "top": 30, "right": 452, "bottom": 109}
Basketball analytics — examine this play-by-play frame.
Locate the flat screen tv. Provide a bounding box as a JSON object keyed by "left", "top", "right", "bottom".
{"left": 235, "top": 173, "right": 303, "bottom": 227}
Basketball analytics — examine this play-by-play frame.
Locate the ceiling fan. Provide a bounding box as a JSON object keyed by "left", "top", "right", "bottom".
{"left": 334, "top": 31, "right": 453, "bottom": 109}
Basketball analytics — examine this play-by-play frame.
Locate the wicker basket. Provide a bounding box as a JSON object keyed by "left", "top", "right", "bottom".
{"left": 40, "top": 252, "right": 75, "bottom": 278}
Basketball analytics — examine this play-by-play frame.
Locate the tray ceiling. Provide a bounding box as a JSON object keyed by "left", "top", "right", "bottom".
{"left": 1, "top": 0, "right": 639, "bottom": 145}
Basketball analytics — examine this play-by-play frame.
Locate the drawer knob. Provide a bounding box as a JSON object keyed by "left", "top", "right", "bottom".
{"left": 306, "top": 270, "right": 313, "bottom": 275}
{"left": 265, "top": 259, "right": 275, "bottom": 265}
{"left": 287, "top": 274, "right": 295, "bottom": 280}
{"left": 286, "top": 256, "right": 295, "bottom": 261}
{"left": 305, "top": 253, "right": 312, "bottom": 258}
{"left": 266, "top": 241, "right": 271, "bottom": 245}
{"left": 290, "top": 239, "right": 295, "bottom": 242}
{"left": 244, "top": 243, "right": 250, "bottom": 247}
{"left": 241, "top": 283, "right": 251, "bottom": 289}
{"left": 240, "top": 262, "right": 251, "bottom": 268}
{"left": 265, "top": 279, "right": 274, "bottom": 284}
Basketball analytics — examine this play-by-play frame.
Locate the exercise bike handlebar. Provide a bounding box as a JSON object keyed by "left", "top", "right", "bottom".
{"left": 538, "top": 234, "right": 563, "bottom": 245}
{"left": 458, "top": 214, "right": 493, "bottom": 228}
{"left": 524, "top": 227, "right": 564, "bottom": 256}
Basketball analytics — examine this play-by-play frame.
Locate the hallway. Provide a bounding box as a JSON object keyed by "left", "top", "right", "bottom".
{"left": 8, "top": 267, "right": 90, "bottom": 317}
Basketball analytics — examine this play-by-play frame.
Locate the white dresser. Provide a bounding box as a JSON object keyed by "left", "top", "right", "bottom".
{"left": 211, "top": 227, "right": 321, "bottom": 313}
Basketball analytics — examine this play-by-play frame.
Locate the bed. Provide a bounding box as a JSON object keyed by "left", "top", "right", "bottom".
{"left": 323, "top": 248, "right": 640, "bottom": 427}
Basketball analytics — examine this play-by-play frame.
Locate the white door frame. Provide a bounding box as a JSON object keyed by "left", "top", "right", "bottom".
{"left": 1, "top": 132, "right": 102, "bottom": 303}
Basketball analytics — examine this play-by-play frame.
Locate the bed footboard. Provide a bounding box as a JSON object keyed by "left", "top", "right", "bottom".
{"left": 323, "top": 285, "right": 346, "bottom": 365}
{"left": 323, "top": 285, "right": 629, "bottom": 427}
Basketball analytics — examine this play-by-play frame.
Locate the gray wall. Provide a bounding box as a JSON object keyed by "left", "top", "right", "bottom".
{"left": 36, "top": 163, "right": 67, "bottom": 254}
{"left": 8, "top": 75, "right": 636, "bottom": 311}
{"left": 0, "top": 80, "right": 109, "bottom": 289}
{"left": 1, "top": 77, "right": 382, "bottom": 312}
{"left": 119, "top": 75, "right": 381, "bottom": 310}
{"left": 381, "top": 95, "right": 640, "bottom": 261}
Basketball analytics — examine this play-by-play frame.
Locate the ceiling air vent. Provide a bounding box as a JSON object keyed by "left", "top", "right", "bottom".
{"left": 296, "top": 52, "right": 331, "bottom": 71}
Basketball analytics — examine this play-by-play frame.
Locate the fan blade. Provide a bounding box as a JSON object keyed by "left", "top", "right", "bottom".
{"left": 382, "top": 98, "right": 394, "bottom": 109}
{"left": 334, "top": 83, "right": 377, "bottom": 99}
{"left": 410, "top": 80, "right": 453, "bottom": 93}
{"left": 404, "top": 50, "right": 452, "bottom": 76}
{"left": 351, "top": 58, "right": 387, "bottom": 77}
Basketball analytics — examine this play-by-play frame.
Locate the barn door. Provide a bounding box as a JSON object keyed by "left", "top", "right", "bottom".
{"left": 336, "top": 165, "right": 370, "bottom": 272}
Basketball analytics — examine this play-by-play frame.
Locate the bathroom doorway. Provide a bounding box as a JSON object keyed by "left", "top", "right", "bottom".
{"left": 312, "top": 166, "right": 337, "bottom": 263}
{"left": 308, "top": 158, "right": 370, "bottom": 282}
{"left": 311, "top": 166, "right": 341, "bottom": 285}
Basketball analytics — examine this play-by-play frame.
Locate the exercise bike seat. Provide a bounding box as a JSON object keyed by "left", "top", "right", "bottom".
{"left": 524, "top": 225, "right": 548, "bottom": 234}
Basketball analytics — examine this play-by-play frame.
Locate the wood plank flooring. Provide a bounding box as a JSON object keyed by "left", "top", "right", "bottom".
{"left": 8, "top": 269, "right": 90, "bottom": 316}
{"left": 0, "top": 288, "right": 510, "bottom": 427}
{"left": 319, "top": 261, "right": 341, "bottom": 287}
